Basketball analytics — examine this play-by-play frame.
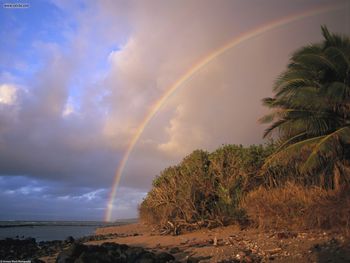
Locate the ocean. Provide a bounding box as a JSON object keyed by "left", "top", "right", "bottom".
{"left": 0, "top": 220, "right": 133, "bottom": 242}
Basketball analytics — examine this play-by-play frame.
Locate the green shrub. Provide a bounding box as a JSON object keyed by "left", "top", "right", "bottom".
{"left": 139, "top": 144, "right": 274, "bottom": 233}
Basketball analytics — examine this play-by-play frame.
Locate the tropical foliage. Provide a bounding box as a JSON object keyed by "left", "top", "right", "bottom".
{"left": 261, "top": 26, "right": 350, "bottom": 189}
{"left": 139, "top": 144, "right": 274, "bottom": 234}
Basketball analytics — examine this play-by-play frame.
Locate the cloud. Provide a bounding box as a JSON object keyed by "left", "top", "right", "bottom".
{"left": 0, "top": 175, "right": 110, "bottom": 220}
{"left": 158, "top": 104, "right": 207, "bottom": 157}
{"left": 0, "top": 0, "right": 349, "bottom": 220}
{"left": 62, "top": 101, "right": 75, "bottom": 117}
{"left": 0, "top": 84, "right": 17, "bottom": 105}
{"left": 108, "top": 186, "right": 147, "bottom": 219}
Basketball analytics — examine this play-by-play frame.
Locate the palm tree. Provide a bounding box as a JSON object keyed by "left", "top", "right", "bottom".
{"left": 261, "top": 26, "right": 350, "bottom": 189}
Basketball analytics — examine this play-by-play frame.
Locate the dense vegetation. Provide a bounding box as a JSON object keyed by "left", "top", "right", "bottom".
{"left": 140, "top": 27, "right": 350, "bottom": 234}
{"left": 139, "top": 144, "right": 274, "bottom": 233}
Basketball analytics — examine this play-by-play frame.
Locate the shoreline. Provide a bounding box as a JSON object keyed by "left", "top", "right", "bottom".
{"left": 0, "top": 220, "right": 136, "bottom": 242}
{"left": 0, "top": 219, "right": 136, "bottom": 228}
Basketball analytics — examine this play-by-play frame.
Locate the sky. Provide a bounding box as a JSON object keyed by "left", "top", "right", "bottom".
{"left": 0, "top": 0, "right": 349, "bottom": 221}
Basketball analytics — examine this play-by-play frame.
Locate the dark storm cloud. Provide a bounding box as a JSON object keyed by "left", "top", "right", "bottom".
{"left": 0, "top": 176, "right": 108, "bottom": 220}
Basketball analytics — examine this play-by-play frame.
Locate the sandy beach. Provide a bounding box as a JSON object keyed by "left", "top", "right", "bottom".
{"left": 90, "top": 222, "right": 350, "bottom": 262}
{"left": 1, "top": 221, "right": 348, "bottom": 262}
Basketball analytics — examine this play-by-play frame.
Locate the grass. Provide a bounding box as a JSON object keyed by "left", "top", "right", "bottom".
{"left": 240, "top": 182, "right": 350, "bottom": 232}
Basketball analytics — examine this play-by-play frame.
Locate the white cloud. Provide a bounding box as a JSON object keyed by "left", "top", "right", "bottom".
{"left": 63, "top": 189, "right": 106, "bottom": 201}
{"left": 62, "top": 97, "right": 77, "bottom": 117}
{"left": 158, "top": 104, "right": 207, "bottom": 157}
{"left": 0, "top": 84, "right": 17, "bottom": 105}
{"left": 18, "top": 186, "right": 44, "bottom": 195}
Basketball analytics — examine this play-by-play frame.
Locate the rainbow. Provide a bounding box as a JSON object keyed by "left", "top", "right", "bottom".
{"left": 104, "top": 3, "right": 346, "bottom": 222}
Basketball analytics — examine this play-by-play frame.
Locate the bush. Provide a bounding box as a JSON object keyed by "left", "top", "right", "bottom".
{"left": 241, "top": 182, "right": 350, "bottom": 231}
{"left": 139, "top": 144, "right": 274, "bottom": 234}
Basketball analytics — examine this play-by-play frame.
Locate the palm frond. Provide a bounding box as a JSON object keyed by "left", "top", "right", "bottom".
{"left": 263, "top": 118, "right": 288, "bottom": 138}
{"left": 274, "top": 132, "right": 307, "bottom": 152}
{"left": 321, "top": 25, "right": 333, "bottom": 46}
{"left": 294, "top": 53, "right": 337, "bottom": 74}
{"left": 262, "top": 135, "right": 324, "bottom": 169}
{"left": 322, "top": 81, "right": 350, "bottom": 102}
{"left": 325, "top": 47, "right": 350, "bottom": 68}
{"left": 261, "top": 97, "right": 276, "bottom": 108}
{"left": 302, "top": 126, "right": 350, "bottom": 173}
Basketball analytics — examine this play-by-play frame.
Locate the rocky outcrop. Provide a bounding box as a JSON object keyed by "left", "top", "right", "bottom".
{"left": 56, "top": 242, "right": 175, "bottom": 263}
{"left": 0, "top": 238, "right": 40, "bottom": 261}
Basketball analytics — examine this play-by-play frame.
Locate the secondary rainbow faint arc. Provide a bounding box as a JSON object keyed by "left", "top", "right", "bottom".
{"left": 104, "top": 3, "right": 346, "bottom": 222}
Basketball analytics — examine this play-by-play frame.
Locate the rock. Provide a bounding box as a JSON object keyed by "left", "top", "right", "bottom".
{"left": 135, "top": 251, "right": 156, "bottom": 263}
{"left": 156, "top": 252, "right": 175, "bottom": 262}
{"left": 65, "top": 236, "right": 75, "bottom": 243}
{"left": 125, "top": 246, "right": 146, "bottom": 261}
{"left": 169, "top": 247, "right": 180, "bottom": 254}
{"left": 187, "top": 256, "right": 200, "bottom": 263}
{"left": 56, "top": 243, "right": 87, "bottom": 263}
{"left": 26, "top": 237, "right": 36, "bottom": 243}
{"left": 130, "top": 246, "right": 145, "bottom": 254}
{"left": 57, "top": 243, "right": 130, "bottom": 263}
{"left": 55, "top": 241, "right": 176, "bottom": 263}
{"left": 37, "top": 240, "right": 65, "bottom": 257}
{"left": 0, "top": 237, "right": 39, "bottom": 260}
{"left": 74, "top": 247, "right": 114, "bottom": 263}
{"left": 101, "top": 242, "right": 129, "bottom": 253}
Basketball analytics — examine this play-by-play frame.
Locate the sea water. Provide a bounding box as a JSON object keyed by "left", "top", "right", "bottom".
{"left": 0, "top": 221, "right": 125, "bottom": 242}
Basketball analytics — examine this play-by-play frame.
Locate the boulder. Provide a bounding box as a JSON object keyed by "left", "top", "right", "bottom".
{"left": 156, "top": 252, "right": 175, "bottom": 262}
{"left": 65, "top": 236, "right": 75, "bottom": 244}
{"left": 56, "top": 242, "right": 174, "bottom": 263}
{"left": 56, "top": 243, "right": 87, "bottom": 263}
